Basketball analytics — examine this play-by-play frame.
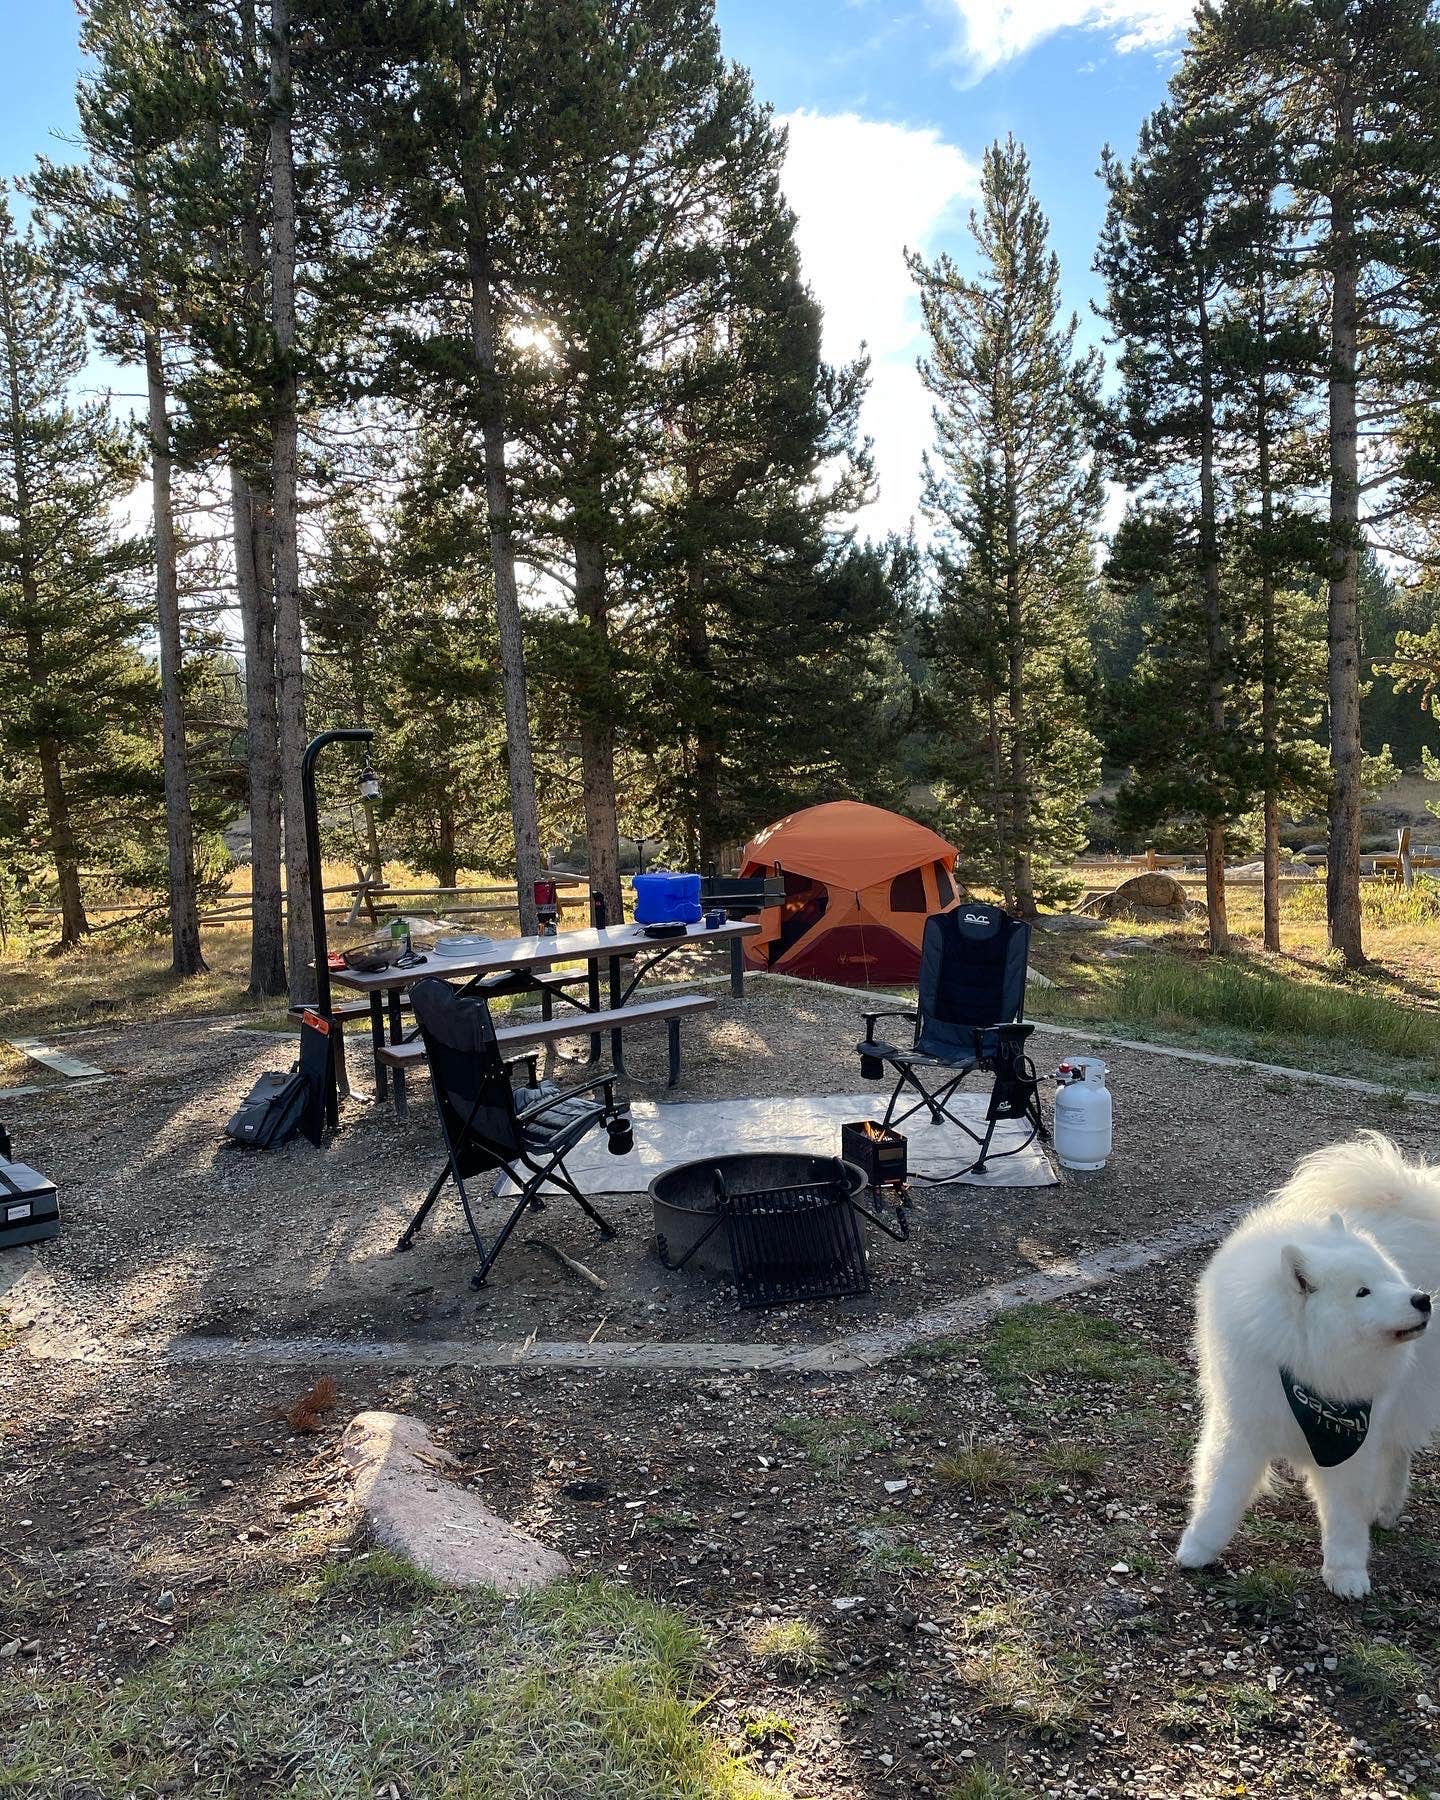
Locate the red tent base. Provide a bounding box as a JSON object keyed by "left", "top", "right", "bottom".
{"left": 768, "top": 924, "right": 921, "bottom": 986}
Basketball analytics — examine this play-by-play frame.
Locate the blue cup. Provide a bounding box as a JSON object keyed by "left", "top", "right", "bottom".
{"left": 704, "top": 908, "right": 726, "bottom": 929}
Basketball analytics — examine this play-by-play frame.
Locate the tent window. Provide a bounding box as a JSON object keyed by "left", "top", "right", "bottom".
{"left": 934, "top": 863, "right": 956, "bottom": 907}
{"left": 889, "top": 867, "right": 928, "bottom": 913}
{"left": 775, "top": 873, "right": 829, "bottom": 960}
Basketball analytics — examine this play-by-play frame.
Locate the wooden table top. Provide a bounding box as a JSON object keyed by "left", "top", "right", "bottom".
{"left": 329, "top": 916, "right": 760, "bottom": 994}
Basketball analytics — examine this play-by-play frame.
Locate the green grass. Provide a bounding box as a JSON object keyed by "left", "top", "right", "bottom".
{"left": 958, "top": 1602, "right": 1093, "bottom": 1743}
{"left": 1040, "top": 1441, "right": 1105, "bottom": 1482}
{"left": 1284, "top": 873, "right": 1440, "bottom": 930}
{"left": 773, "top": 1415, "right": 884, "bottom": 1477}
{"left": 981, "top": 1306, "right": 1181, "bottom": 1406}
{"left": 937, "top": 1442, "right": 1025, "bottom": 1497}
{"left": 854, "top": 1524, "right": 934, "bottom": 1576}
{"left": 748, "top": 1618, "right": 829, "bottom": 1679}
{"left": 1213, "top": 1564, "right": 1304, "bottom": 1617}
{"left": 1, "top": 1572, "right": 777, "bottom": 1800}
{"left": 1336, "top": 1639, "right": 1425, "bottom": 1703}
{"left": 1159, "top": 1680, "right": 1281, "bottom": 1737}
{"left": 1034, "top": 940, "right": 1440, "bottom": 1086}
{"left": 906, "top": 1334, "right": 968, "bottom": 1365}
{"left": 888, "top": 1399, "right": 927, "bottom": 1426}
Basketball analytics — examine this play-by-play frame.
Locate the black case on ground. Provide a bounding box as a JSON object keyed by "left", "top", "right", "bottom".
{"left": 225, "top": 1069, "right": 310, "bottom": 1149}
{"left": 0, "top": 1158, "right": 61, "bottom": 1248}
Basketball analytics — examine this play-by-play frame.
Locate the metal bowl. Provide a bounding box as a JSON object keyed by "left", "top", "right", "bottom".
{"left": 341, "top": 940, "right": 395, "bottom": 973}
{"left": 650, "top": 1153, "right": 868, "bottom": 1279}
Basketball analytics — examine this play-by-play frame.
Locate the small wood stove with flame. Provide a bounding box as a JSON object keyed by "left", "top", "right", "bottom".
{"left": 840, "top": 1119, "right": 908, "bottom": 1190}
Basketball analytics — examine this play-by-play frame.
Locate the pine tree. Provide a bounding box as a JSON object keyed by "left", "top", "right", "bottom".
{"left": 119, "top": 0, "right": 290, "bottom": 994}
{"left": 913, "top": 136, "right": 1102, "bottom": 916}
{"left": 313, "top": 0, "right": 554, "bottom": 930}
{"left": 0, "top": 197, "right": 154, "bottom": 948}
{"left": 635, "top": 89, "right": 890, "bottom": 867}
{"left": 1187, "top": 0, "right": 1440, "bottom": 965}
{"left": 29, "top": 0, "right": 210, "bottom": 975}
{"left": 505, "top": 0, "right": 762, "bottom": 918}
{"left": 1097, "top": 103, "right": 1250, "bottom": 950}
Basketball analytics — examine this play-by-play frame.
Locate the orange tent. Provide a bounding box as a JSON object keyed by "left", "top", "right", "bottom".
{"left": 739, "top": 800, "right": 961, "bottom": 984}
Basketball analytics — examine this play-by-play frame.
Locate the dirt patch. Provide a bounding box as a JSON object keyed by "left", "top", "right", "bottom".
{"left": 5, "top": 971, "right": 1440, "bottom": 1794}
{"left": 4, "top": 1256, "right": 1437, "bottom": 1797}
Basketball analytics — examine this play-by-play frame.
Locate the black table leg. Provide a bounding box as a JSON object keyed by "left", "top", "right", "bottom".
{"left": 586, "top": 958, "right": 602, "bottom": 1063}
{"left": 609, "top": 956, "right": 626, "bottom": 1074}
{"left": 388, "top": 987, "right": 407, "bottom": 1119}
{"left": 730, "top": 934, "right": 744, "bottom": 997}
{"left": 369, "top": 993, "right": 387, "bottom": 1101}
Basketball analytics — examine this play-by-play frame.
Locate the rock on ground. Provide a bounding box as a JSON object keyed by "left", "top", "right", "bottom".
{"left": 1084, "top": 871, "right": 1196, "bottom": 921}
{"left": 342, "top": 1410, "right": 569, "bottom": 1592}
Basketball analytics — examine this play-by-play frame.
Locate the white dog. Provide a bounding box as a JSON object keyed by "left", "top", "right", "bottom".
{"left": 1177, "top": 1133, "right": 1439, "bottom": 1598}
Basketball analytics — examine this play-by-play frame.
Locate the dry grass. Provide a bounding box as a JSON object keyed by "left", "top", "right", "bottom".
{"left": 0, "top": 860, "right": 594, "bottom": 1045}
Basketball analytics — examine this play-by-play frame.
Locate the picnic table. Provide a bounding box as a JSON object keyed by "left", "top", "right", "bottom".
{"left": 331, "top": 916, "right": 759, "bottom": 1113}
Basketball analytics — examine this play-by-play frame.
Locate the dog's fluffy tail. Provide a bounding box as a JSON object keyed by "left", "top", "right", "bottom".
{"left": 1275, "top": 1131, "right": 1436, "bottom": 1217}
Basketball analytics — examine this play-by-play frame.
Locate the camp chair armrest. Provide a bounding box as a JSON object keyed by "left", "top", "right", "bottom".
{"left": 971, "top": 1020, "right": 1034, "bottom": 1060}
{"left": 503, "top": 1052, "right": 540, "bottom": 1086}
{"left": 861, "top": 1007, "right": 920, "bottom": 1052}
{"left": 517, "top": 1076, "right": 620, "bottom": 1125}
{"left": 861, "top": 1008, "right": 918, "bottom": 1040}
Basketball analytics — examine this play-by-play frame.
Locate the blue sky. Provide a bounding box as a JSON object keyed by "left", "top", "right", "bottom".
{"left": 1, "top": 0, "right": 1191, "bottom": 538}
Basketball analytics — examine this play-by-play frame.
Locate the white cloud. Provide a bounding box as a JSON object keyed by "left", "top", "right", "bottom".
{"left": 948, "top": 0, "right": 1195, "bottom": 75}
{"left": 779, "top": 109, "right": 979, "bottom": 539}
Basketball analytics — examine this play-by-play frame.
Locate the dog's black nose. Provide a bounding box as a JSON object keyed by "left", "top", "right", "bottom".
{"left": 1412, "top": 1292, "right": 1432, "bottom": 1315}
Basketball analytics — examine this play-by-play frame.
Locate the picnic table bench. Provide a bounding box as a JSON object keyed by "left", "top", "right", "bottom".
{"left": 378, "top": 992, "right": 717, "bottom": 1114}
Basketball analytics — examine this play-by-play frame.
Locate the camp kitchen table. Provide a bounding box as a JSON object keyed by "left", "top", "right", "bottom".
{"left": 330, "top": 916, "right": 760, "bottom": 1110}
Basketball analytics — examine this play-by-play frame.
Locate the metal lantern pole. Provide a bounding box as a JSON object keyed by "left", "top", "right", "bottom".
{"left": 301, "top": 727, "right": 375, "bottom": 1022}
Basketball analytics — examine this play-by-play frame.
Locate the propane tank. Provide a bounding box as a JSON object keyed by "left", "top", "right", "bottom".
{"left": 1053, "top": 1056, "right": 1112, "bottom": 1171}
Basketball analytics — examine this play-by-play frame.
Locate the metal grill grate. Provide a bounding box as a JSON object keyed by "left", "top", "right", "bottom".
{"left": 715, "top": 1161, "right": 870, "bottom": 1309}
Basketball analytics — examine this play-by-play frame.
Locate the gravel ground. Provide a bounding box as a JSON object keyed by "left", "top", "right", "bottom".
{"left": 5, "top": 976, "right": 1440, "bottom": 1797}
{"left": 1, "top": 977, "right": 1434, "bottom": 1354}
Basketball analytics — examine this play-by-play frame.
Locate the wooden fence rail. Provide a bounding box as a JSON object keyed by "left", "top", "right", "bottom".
{"left": 21, "top": 873, "right": 591, "bottom": 933}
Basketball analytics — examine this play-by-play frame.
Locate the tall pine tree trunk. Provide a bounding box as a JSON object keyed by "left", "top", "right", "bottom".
{"left": 1255, "top": 279, "right": 1282, "bottom": 954}
{"left": 574, "top": 531, "right": 623, "bottom": 922}
{"left": 457, "top": 74, "right": 541, "bottom": 933}
{"left": 142, "top": 305, "right": 206, "bottom": 976}
{"left": 203, "top": 81, "right": 283, "bottom": 993}
{"left": 1326, "top": 122, "right": 1365, "bottom": 968}
{"left": 436, "top": 804, "right": 458, "bottom": 890}
{"left": 1004, "top": 454, "right": 1035, "bottom": 918}
{"left": 986, "top": 688, "right": 1014, "bottom": 913}
{"left": 0, "top": 246, "right": 88, "bottom": 949}
{"left": 1196, "top": 287, "right": 1229, "bottom": 955}
{"left": 29, "top": 690, "right": 88, "bottom": 950}
{"left": 232, "top": 466, "right": 287, "bottom": 996}
{"left": 1258, "top": 431, "right": 1281, "bottom": 954}
{"left": 269, "top": 0, "right": 314, "bottom": 1005}
{"left": 678, "top": 473, "right": 720, "bottom": 869}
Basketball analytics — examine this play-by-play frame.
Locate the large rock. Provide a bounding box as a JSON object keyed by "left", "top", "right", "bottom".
{"left": 342, "top": 1410, "right": 568, "bottom": 1593}
{"left": 1086, "top": 870, "right": 1190, "bottom": 921}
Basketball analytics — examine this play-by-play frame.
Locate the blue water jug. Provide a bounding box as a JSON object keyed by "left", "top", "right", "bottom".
{"left": 632, "top": 871, "right": 702, "bottom": 924}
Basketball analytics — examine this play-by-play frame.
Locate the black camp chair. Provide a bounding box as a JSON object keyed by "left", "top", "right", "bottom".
{"left": 856, "top": 902, "right": 1044, "bottom": 1176}
{"left": 397, "top": 976, "right": 633, "bottom": 1287}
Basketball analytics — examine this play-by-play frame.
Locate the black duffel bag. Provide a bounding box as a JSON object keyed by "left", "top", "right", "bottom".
{"left": 225, "top": 1068, "right": 310, "bottom": 1149}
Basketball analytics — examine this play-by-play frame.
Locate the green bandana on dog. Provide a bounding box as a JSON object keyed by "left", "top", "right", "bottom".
{"left": 1280, "top": 1368, "right": 1371, "bottom": 1467}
